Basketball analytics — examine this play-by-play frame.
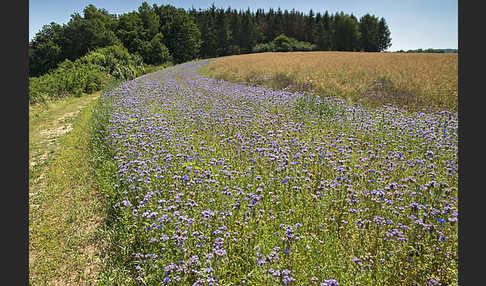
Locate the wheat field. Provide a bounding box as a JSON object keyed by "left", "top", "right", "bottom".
{"left": 202, "top": 51, "right": 458, "bottom": 112}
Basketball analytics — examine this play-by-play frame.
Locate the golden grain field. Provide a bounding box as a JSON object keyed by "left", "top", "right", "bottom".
{"left": 202, "top": 51, "right": 458, "bottom": 112}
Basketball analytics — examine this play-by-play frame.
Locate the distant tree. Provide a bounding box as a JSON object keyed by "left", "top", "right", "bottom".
{"left": 253, "top": 8, "right": 266, "bottom": 44}
{"left": 188, "top": 6, "right": 391, "bottom": 56}
{"left": 263, "top": 8, "right": 275, "bottom": 42}
{"left": 115, "top": 6, "right": 170, "bottom": 65}
{"left": 305, "top": 9, "right": 315, "bottom": 43}
{"left": 193, "top": 5, "right": 218, "bottom": 58}
{"left": 155, "top": 4, "right": 202, "bottom": 63}
{"left": 138, "top": 2, "right": 160, "bottom": 41}
{"left": 240, "top": 9, "right": 256, "bottom": 53}
{"left": 314, "top": 18, "right": 332, "bottom": 51}
{"left": 294, "top": 10, "right": 307, "bottom": 42}
{"left": 228, "top": 8, "right": 242, "bottom": 53}
{"left": 116, "top": 12, "right": 144, "bottom": 55}
{"left": 359, "top": 14, "right": 379, "bottom": 52}
{"left": 377, "top": 17, "right": 392, "bottom": 51}
{"left": 62, "top": 5, "right": 120, "bottom": 61}
{"left": 252, "top": 34, "right": 315, "bottom": 53}
{"left": 252, "top": 42, "right": 274, "bottom": 53}
{"left": 145, "top": 33, "right": 172, "bottom": 64}
{"left": 320, "top": 11, "right": 333, "bottom": 50}
{"left": 28, "top": 22, "right": 65, "bottom": 77}
{"left": 333, "top": 12, "right": 360, "bottom": 51}
{"left": 215, "top": 8, "right": 231, "bottom": 56}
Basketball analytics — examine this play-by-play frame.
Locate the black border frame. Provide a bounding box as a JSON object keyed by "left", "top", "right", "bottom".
{"left": 17, "top": 0, "right": 473, "bottom": 284}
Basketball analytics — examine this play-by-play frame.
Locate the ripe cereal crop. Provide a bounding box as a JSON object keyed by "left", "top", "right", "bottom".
{"left": 202, "top": 52, "right": 458, "bottom": 112}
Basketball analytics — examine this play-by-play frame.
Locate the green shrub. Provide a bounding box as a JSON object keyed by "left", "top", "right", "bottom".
{"left": 289, "top": 38, "right": 317, "bottom": 51}
{"left": 143, "top": 33, "right": 172, "bottom": 65}
{"left": 252, "top": 35, "right": 317, "bottom": 53}
{"left": 143, "top": 61, "right": 174, "bottom": 75}
{"left": 273, "top": 34, "right": 293, "bottom": 52}
{"left": 29, "top": 59, "right": 110, "bottom": 104}
{"left": 252, "top": 42, "right": 275, "bottom": 53}
{"left": 77, "top": 45, "right": 145, "bottom": 80}
{"left": 295, "top": 92, "right": 344, "bottom": 118}
{"left": 29, "top": 45, "right": 150, "bottom": 104}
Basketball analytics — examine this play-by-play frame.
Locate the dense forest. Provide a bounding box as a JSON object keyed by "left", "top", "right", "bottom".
{"left": 29, "top": 2, "right": 392, "bottom": 78}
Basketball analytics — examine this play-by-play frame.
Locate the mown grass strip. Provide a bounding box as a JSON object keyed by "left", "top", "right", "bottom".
{"left": 29, "top": 93, "right": 106, "bottom": 285}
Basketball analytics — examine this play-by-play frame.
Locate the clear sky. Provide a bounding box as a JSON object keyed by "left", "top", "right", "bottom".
{"left": 29, "top": 0, "right": 458, "bottom": 51}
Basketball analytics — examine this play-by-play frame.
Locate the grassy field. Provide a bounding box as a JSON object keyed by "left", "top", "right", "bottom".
{"left": 29, "top": 92, "right": 107, "bottom": 285}
{"left": 90, "top": 59, "right": 457, "bottom": 285}
{"left": 201, "top": 52, "right": 458, "bottom": 112}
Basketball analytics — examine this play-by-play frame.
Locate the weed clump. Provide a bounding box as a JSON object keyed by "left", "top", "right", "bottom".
{"left": 295, "top": 92, "right": 344, "bottom": 118}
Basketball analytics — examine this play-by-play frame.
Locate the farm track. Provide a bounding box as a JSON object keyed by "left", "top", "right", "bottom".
{"left": 29, "top": 92, "right": 105, "bottom": 285}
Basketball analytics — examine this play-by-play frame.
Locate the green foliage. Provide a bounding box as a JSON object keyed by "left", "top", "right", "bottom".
{"left": 29, "top": 45, "right": 146, "bottom": 104}
{"left": 333, "top": 12, "right": 361, "bottom": 51}
{"left": 359, "top": 14, "right": 380, "bottom": 52}
{"left": 252, "top": 42, "right": 276, "bottom": 53}
{"left": 145, "top": 33, "right": 172, "bottom": 65}
{"left": 215, "top": 8, "right": 232, "bottom": 56}
{"left": 29, "top": 60, "right": 108, "bottom": 104}
{"left": 377, "top": 18, "right": 392, "bottom": 52}
{"left": 226, "top": 45, "right": 241, "bottom": 55}
{"left": 192, "top": 7, "right": 391, "bottom": 57}
{"left": 115, "top": 12, "right": 144, "bottom": 55}
{"left": 143, "top": 61, "right": 173, "bottom": 75}
{"left": 295, "top": 92, "right": 344, "bottom": 118}
{"left": 138, "top": 2, "right": 160, "bottom": 41}
{"left": 288, "top": 37, "right": 317, "bottom": 51}
{"left": 155, "top": 4, "right": 202, "bottom": 63}
{"left": 77, "top": 45, "right": 145, "bottom": 80}
{"left": 273, "top": 33, "right": 292, "bottom": 51}
{"left": 62, "top": 5, "right": 121, "bottom": 61}
{"left": 252, "top": 34, "right": 317, "bottom": 53}
{"left": 28, "top": 23, "right": 65, "bottom": 77}
{"left": 28, "top": 5, "right": 121, "bottom": 77}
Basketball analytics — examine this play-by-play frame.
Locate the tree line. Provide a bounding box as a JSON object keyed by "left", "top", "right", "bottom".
{"left": 29, "top": 2, "right": 392, "bottom": 77}
{"left": 190, "top": 5, "right": 391, "bottom": 57}
{"left": 394, "top": 48, "right": 458, "bottom": 53}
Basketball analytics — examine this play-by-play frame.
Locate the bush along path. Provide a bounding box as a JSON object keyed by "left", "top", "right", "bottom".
{"left": 94, "top": 59, "right": 457, "bottom": 285}
{"left": 29, "top": 92, "right": 107, "bottom": 285}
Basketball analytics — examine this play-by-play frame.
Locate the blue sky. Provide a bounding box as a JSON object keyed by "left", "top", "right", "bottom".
{"left": 29, "top": 0, "right": 458, "bottom": 51}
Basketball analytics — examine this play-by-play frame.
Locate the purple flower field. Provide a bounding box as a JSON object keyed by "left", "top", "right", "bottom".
{"left": 94, "top": 59, "right": 457, "bottom": 285}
